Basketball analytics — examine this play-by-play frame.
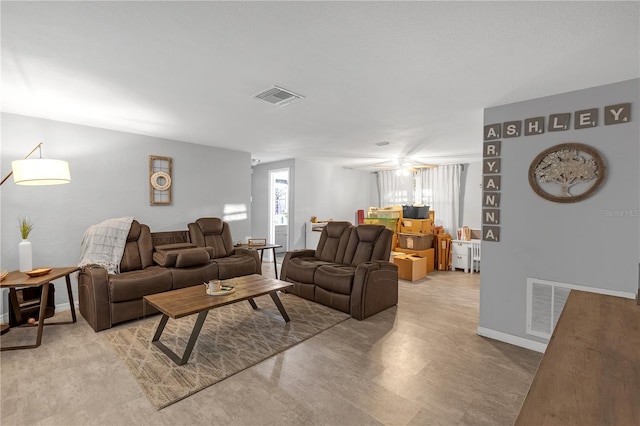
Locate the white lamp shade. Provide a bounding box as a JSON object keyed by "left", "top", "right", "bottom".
{"left": 12, "top": 159, "right": 71, "bottom": 185}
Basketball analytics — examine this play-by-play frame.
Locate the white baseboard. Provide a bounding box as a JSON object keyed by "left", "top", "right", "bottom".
{"left": 477, "top": 326, "right": 547, "bottom": 353}
{"left": 1, "top": 302, "right": 77, "bottom": 323}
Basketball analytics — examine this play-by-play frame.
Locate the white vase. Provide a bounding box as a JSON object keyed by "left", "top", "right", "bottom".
{"left": 19, "top": 239, "right": 33, "bottom": 272}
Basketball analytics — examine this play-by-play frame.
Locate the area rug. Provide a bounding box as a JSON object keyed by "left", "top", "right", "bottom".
{"left": 103, "top": 293, "right": 350, "bottom": 410}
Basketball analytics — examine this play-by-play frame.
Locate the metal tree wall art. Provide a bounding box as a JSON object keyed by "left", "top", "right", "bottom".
{"left": 528, "top": 143, "right": 606, "bottom": 203}
{"left": 536, "top": 150, "right": 597, "bottom": 195}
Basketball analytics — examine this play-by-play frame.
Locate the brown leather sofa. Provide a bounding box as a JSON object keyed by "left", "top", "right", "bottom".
{"left": 280, "top": 222, "right": 398, "bottom": 320}
{"left": 188, "top": 217, "right": 261, "bottom": 279}
{"left": 78, "top": 219, "right": 259, "bottom": 331}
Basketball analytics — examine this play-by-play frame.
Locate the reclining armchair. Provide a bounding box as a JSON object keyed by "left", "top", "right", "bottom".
{"left": 280, "top": 222, "right": 398, "bottom": 320}
{"left": 188, "top": 217, "right": 261, "bottom": 279}
{"left": 78, "top": 220, "right": 216, "bottom": 331}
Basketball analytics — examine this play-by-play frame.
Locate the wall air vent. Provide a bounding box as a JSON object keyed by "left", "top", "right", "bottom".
{"left": 525, "top": 278, "right": 634, "bottom": 340}
{"left": 526, "top": 278, "right": 571, "bottom": 340}
{"left": 253, "top": 86, "right": 304, "bottom": 107}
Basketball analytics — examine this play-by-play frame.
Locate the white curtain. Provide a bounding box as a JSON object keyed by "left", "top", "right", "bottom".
{"left": 416, "top": 165, "right": 462, "bottom": 235}
{"left": 377, "top": 170, "right": 415, "bottom": 206}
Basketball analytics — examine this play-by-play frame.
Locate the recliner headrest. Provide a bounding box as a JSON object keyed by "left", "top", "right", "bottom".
{"left": 355, "top": 224, "right": 384, "bottom": 242}
{"left": 325, "top": 221, "right": 351, "bottom": 237}
{"left": 127, "top": 220, "right": 142, "bottom": 241}
{"left": 196, "top": 218, "right": 224, "bottom": 235}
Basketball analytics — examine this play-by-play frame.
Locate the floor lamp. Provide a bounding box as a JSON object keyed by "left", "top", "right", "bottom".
{"left": 0, "top": 142, "right": 71, "bottom": 186}
{"left": 0, "top": 143, "right": 71, "bottom": 335}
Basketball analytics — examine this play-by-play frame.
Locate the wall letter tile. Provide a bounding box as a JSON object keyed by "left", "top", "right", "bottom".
{"left": 604, "top": 103, "right": 631, "bottom": 125}
{"left": 524, "top": 116, "right": 545, "bottom": 136}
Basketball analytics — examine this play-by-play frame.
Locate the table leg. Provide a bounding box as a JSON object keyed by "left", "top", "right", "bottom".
{"left": 272, "top": 248, "right": 279, "bottom": 279}
{"left": 152, "top": 314, "right": 169, "bottom": 342}
{"left": 8, "top": 288, "right": 23, "bottom": 325}
{"left": 65, "top": 274, "right": 77, "bottom": 323}
{"left": 152, "top": 311, "right": 208, "bottom": 366}
{"left": 269, "top": 291, "right": 290, "bottom": 323}
{"left": 247, "top": 298, "right": 258, "bottom": 309}
{"left": 34, "top": 283, "right": 49, "bottom": 347}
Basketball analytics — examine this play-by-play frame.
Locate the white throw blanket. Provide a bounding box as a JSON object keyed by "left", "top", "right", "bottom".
{"left": 78, "top": 216, "right": 134, "bottom": 274}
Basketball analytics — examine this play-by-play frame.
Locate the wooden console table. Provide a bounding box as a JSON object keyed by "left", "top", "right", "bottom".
{"left": 515, "top": 290, "right": 640, "bottom": 425}
{"left": 0, "top": 266, "right": 79, "bottom": 351}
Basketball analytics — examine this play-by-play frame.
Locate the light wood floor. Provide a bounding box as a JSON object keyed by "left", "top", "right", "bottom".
{"left": 0, "top": 266, "right": 541, "bottom": 425}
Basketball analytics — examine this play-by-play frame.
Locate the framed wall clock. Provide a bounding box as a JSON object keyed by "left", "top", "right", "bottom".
{"left": 149, "top": 155, "right": 172, "bottom": 205}
{"left": 528, "top": 143, "right": 606, "bottom": 203}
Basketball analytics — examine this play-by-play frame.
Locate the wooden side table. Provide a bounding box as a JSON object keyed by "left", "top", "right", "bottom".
{"left": 238, "top": 243, "right": 283, "bottom": 279}
{"left": 0, "top": 266, "right": 79, "bottom": 351}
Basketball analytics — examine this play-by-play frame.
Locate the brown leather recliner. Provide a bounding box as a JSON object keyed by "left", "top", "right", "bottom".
{"left": 187, "top": 218, "right": 261, "bottom": 279}
{"left": 281, "top": 222, "right": 398, "bottom": 320}
{"left": 78, "top": 220, "right": 217, "bottom": 331}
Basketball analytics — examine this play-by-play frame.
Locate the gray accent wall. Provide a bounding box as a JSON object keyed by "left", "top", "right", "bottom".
{"left": 479, "top": 79, "right": 640, "bottom": 345}
{"left": 1, "top": 113, "right": 251, "bottom": 313}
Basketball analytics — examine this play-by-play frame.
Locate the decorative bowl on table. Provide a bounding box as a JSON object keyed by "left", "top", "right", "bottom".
{"left": 25, "top": 268, "right": 53, "bottom": 277}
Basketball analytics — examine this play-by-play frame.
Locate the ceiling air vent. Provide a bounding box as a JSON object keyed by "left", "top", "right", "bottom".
{"left": 253, "top": 86, "right": 304, "bottom": 107}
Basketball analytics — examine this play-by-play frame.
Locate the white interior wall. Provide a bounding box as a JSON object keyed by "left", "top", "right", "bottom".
{"left": 250, "top": 159, "right": 295, "bottom": 250}
{"left": 479, "top": 79, "right": 640, "bottom": 348}
{"left": 251, "top": 159, "right": 372, "bottom": 251}
{"left": 461, "top": 161, "right": 483, "bottom": 230}
{"left": 1, "top": 113, "right": 251, "bottom": 314}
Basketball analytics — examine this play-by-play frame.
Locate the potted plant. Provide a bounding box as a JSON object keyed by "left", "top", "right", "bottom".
{"left": 19, "top": 216, "right": 34, "bottom": 240}
{"left": 18, "top": 216, "right": 34, "bottom": 272}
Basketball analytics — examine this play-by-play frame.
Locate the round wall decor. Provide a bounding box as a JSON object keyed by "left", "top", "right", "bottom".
{"left": 150, "top": 171, "right": 172, "bottom": 191}
{"left": 528, "top": 143, "right": 605, "bottom": 203}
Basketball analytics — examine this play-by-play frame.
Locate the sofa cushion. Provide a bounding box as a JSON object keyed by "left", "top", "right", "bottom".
{"left": 343, "top": 225, "right": 385, "bottom": 266}
{"left": 196, "top": 217, "right": 224, "bottom": 235}
{"left": 109, "top": 266, "right": 173, "bottom": 303}
{"left": 170, "top": 261, "right": 219, "bottom": 290}
{"left": 175, "top": 249, "right": 211, "bottom": 268}
{"left": 315, "top": 222, "right": 352, "bottom": 263}
{"left": 284, "top": 257, "right": 336, "bottom": 283}
{"left": 189, "top": 218, "right": 234, "bottom": 258}
{"left": 213, "top": 255, "right": 258, "bottom": 280}
{"left": 120, "top": 221, "right": 155, "bottom": 272}
{"left": 315, "top": 265, "right": 356, "bottom": 295}
{"left": 315, "top": 287, "right": 351, "bottom": 314}
{"left": 153, "top": 247, "right": 211, "bottom": 268}
{"left": 155, "top": 242, "right": 197, "bottom": 251}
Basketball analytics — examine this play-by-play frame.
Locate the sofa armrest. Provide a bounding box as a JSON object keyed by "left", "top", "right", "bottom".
{"left": 233, "top": 247, "right": 262, "bottom": 275}
{"left": 350, "top": 261, "right": 398, "bottom": 320}
{"left": 78, "top": 266, "right": 113, "bottom": 332}
{"left": 280, "top": 249, "right": 316, "bottom": 281}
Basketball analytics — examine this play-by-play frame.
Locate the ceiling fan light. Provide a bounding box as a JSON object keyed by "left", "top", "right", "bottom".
{"left": 398, "top": 158, "right": 412, "bottom": 167}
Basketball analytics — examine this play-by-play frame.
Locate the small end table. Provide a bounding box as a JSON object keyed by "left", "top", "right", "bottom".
{"left": 238, "top": 243, "right": 283, "bottom": 278}
{"left": 0, "top": 266, "right": 79, "bottom": 351}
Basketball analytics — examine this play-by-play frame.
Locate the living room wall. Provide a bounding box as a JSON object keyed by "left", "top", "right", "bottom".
{"left": 250, "top": 158, "right": 295, "bottom": 251}
{"left": 478, "top": 79, "right": 639, "bottom": 350}
{"left": 0, "top": 113, "right": 251, "bottom": 316}
{"left": 251, "top": 159, "right": 372, "bottom": 251}
{"left": 461, "top": 161, "right": 482, "bottom": 230}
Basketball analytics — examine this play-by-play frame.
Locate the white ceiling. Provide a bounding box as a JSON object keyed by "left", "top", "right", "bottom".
{"left": 2, "top": 1, "right": 638, "bottom": 171}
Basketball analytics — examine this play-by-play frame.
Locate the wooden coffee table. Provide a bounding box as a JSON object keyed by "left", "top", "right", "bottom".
{"left": 143, "top": 274, "right": 293, "bottom": 365}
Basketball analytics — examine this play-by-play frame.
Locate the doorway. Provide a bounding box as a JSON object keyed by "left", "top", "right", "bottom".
{"left": 268, "top": 168, "right": 289, "bottom": 262}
